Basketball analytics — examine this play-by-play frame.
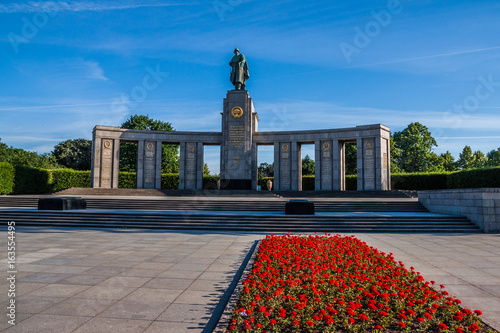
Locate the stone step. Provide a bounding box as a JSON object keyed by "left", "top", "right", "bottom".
{"left": 0, "top": 197, "right": 428, "bottom": 212}
{"left": 1, "top": 210, "right": 479, "bottom": 233}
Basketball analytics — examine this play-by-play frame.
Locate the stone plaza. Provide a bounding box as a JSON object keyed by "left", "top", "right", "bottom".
{"left": 1, "top": 227, "right": 499, "bottom": 332}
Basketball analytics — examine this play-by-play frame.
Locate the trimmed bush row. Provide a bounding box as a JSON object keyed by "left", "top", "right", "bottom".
{"left": 4, "top": 166, "right": 499, "bottom": 194}
{"left": 0, "top": 162, "right": 15, "bottom": 194}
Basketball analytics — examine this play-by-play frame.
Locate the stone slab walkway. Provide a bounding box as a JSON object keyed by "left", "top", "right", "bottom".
{"left": 1, "top": 228, "right": 499, "bottom": 332}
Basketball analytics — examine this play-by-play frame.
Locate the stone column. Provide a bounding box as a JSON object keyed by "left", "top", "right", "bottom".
{"left": 90, "top": 131, "right": 101, "bottom": 188}
{"left": 318, "top": 140, "right": 333, "bottom": 191}
{"left": 276, "top": 142, "right": 292, "bottom": 191}
{"left": 112, "top": 139, "right": 120, "bottom": 189}
{"left": 196, "top": 142, "right": 204, "bottom": 190}
{"left": 220, "top": 90, "right": 258, "bottom": 190}
{"left": 376, "top": 136, "right": 390, "bottom": 190}
{"left": 357, "top": 137, "right": 376, "bottom": 190}
{"left": 292, "top": 142, "right": 301, "bottom": 191}
{"left": 180, "top": 142, "right": 201, "bottom": 190}
{"left": 93, "top": 138, "right": 119, "bottom": 188}
{"left": 155, "top": 142, "right": 162, "bottom": 189}
{"left": 137, "top": 140, "right": 145, "bottom": 189}
{"left": 273, "top": 143, "right": 281, "bottom": 191}
{"left": 137, "top": 141, "right": 160, "bottom": 189}
{"left": 314, "top": 141, "right": 321, "bottom": 191}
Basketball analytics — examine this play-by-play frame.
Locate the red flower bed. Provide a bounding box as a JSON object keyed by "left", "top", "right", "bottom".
{"left": 228, "top": 234, "right": 491, "bottom": 332}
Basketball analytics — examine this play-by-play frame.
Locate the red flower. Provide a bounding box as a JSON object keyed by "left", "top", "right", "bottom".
{"left": 468, "top": 324, "right": 480, "bottom": 332}
{"left": 398, "top": 322, "right": 406, "bottom": 328}
{"left": 306, "top": 320, "right": 314, "bottom": 326}
{"left": 438, "top": 323, "right": 448, "bottom": 330}
{"left": 269, "top": 319, "right": 276, "bottom": 326}
{"left": 474, "top": 310, "right": 482, "bottom": 316}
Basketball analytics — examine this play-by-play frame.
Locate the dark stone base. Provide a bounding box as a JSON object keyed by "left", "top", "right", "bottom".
{"left": 285, "top": 200, "right": 315, "bottom": 215}
{"left": 220, "top": 179, "right": 252, "bottom": 190}
{"left": 38, "top": 197, "right": 87, "bottom": 210}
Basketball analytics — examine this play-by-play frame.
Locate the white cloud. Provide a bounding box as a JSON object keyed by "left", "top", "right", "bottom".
{"left": 0, "top": 1, "right": 193, "bottom": 14}
{"left": 84, "top": 60, "right": 108, "bottom": 81}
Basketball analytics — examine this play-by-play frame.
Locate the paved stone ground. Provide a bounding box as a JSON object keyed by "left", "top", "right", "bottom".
{"left": 1, "top": 228, "right": 499, "bottom": 332}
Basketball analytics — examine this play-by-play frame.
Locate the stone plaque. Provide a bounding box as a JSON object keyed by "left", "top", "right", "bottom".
{"left": 185, "top": 144, "right": 197, "bottom": 189}
{"left": 364, "top": 139, "right": 375, "bottom": 189}
{"left": 229, "top": 125, "right": 245, "bottom": 148}
{"left": 280, "top": 143, "right": 291, "bottom": 190}
{"left": 144, "top": 141, "right": 156, "bottom": 188}
{"left": 383, "top": 152, "right": 388, "bottom": 169}
{"left": 321, "top": 141, "right": 333, "bottom": 190}
{"left": 101, "top": 140, "right": 113, "bottom": 188}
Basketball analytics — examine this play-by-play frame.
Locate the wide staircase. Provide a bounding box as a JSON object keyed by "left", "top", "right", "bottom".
{"left": 0, "top": 190, "right": 479, "bottom": 233}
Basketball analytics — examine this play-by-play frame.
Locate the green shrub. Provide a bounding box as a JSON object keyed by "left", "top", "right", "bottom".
{"left": 302, "top": 175, "right": 315, "bottom": 191}
{"left": 119, "top": 172, "right": 137, "bottom": 189}
{"left": 161, "top": 173, "right": 179, "bottom": 190}
{"left": 50, "top": 169, "right": 91, "bottom": 191}
{"left": 0, "top": 162, "right": 15, "bottom": 194}
{"left": 13, "top": 166, "right": 51, "bottom": 194}
{"left": 203, "top": 175, "right": 220, "bottom": 190}
{"left": 391, "top": 172, "right": 449, "bottom": 190}
{"left": 447, "top": 167, "right": 500, "bottom": 189}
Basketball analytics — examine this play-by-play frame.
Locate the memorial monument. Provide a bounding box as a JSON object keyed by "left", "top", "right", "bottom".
{"left": 91, "top": 49, "right": 391, "bottom": 191}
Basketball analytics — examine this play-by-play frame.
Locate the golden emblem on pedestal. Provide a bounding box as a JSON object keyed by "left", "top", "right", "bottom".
{"left": 282, "top": 144, "right": 289, "bottom": 152}
{"left": 231, "top": 106, "right": 243, "bottom": 118}
{"left": 187, "top": 144, "right": 195, "bottom": 152}
{"left": 365, "top": 140, "right": 373, "bottom": 149}
{"left": 103, "top": 140, "right": 111, "bottom": 149}
{"left": 323, "top": 142, "right": 330, "bottom": 151}
{"left": 146, "top": 143, "right": 154, "bottom": 151}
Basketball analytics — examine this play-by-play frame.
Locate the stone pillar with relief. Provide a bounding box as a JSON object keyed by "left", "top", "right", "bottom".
{"left": 220, "top": 90, "right": 259, "bottom": 190}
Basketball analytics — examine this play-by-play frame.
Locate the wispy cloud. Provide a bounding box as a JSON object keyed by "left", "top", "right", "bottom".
{"left": 82, "top": 60, "right": 107, "bottom": 81}
{"left": 349, "top": 46, "right": 500, "bottom": 69}
{"left": 0, "top": 1, "right": 194, "bottom": 14}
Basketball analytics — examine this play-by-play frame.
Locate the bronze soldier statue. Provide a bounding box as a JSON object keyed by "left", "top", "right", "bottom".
{"left": 229, "top": 48, "right": 249, "bottom": 90}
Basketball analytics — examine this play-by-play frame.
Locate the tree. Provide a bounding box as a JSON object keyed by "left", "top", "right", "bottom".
{"left": 472, "top": 150, "right": 488, "bottom": 168}
{"left": 302, "top": 154, "right": 315, "bottom": 176}
{"left": 439, "top": 151, "right": 457, "bottom": 171}
{"left": 486, "top": 148, "right": 500, "bottom": 166}
{"left": 53, "top": 139, "right": 92, "bottom": 170}
{"left": 203, "top": 163, "right": 210, "bottom": 175}
{"left": 258, "top": 162, "right": 274, "bottom": 179}
{"left": 120, "top": 115, "right": 179, "bottom": 173}
{"left": 0, "top": 138, "right": 59, "bottom": 169}
{"left": 392, "top": 122, "right": 440, "bottom": 173}
{"left": 457, "top": 146, "right": 474, "bottom": 170}
{"left": 345, "top": 142, "right": 357, "bottom": 175}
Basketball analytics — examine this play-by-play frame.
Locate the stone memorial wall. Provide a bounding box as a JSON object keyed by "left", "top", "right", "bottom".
{"left": 91, "top": 90, "right": 391, "bottom": 191}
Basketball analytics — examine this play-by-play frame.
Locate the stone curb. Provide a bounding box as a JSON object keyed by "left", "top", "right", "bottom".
{"left": 212, "top": 240, "right": 262, "bottom": 333}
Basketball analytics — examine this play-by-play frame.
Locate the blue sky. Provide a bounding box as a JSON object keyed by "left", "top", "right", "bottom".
{"left": 1, "top": 0, "right": 500, "bottom": 174}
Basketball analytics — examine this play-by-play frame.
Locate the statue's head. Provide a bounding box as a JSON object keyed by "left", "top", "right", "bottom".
{"left": 234, "top": 48, "right": 240, "bottom": 54}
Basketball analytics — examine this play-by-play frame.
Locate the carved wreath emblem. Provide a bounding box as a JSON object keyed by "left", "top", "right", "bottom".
{"left": 187, "top": 144, "right": 195, "bottom": 152}
{"left": 323, "top": 142, "right": 330, "bottom": 151}
{"left": 103, "top": 140, "right": 111, "bottom": 149}
{"left": 282, "top": 144, "right": 289, "bottom": 152}
{"left": 146, "top": 143, "right": 154, "bottom": 151}
{"left": 231, "top": 106, "right": 243, "bottom": 119}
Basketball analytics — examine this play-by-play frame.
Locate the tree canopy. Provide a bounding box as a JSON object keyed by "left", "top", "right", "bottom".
{"left": 53, "top": 139, "right": 92, "bottom": 170}
{"left": 119, "top": 114, "right": 179, "bottom": 173}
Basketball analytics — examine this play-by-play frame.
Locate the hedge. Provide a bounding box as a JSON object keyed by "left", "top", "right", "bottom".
{"left": 13, "top": 166, "right": 52, "bottom": 194}
{"left": 447, "top": 167, "right": 500, "bottom": 189}
{"left": 391, "top": 172, "right": 449, "bottom": 190}
{"left": 51, "top": 169, "right": 91, "bottom": 191}
{"left": 7, "top": 166, "right": 499, "bottom": 194}
{"left": 0, "top": 162, "right": 15, "bottom": 194}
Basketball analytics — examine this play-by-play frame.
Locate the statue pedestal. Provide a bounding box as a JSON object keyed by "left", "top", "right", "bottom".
{"left": 220, "top": 90, "right": 258, "bottom": 190}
